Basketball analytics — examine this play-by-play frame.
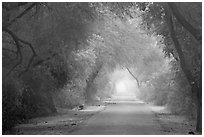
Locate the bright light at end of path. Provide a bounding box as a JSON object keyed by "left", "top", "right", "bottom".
{"left": 115, "top": 78, "right": 138, "bottom": 97}
{"left": 116, "top": 82, "right": 126, "bottom": 93}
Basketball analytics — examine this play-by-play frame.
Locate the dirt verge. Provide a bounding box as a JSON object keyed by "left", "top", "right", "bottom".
{"left": 149, "top": 105, "right": 202, "bottom": 135}
{"left": 6, "top": 105, "right": 106, "bottom": 135}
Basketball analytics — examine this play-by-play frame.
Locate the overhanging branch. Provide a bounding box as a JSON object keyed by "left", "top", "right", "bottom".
{"left": 4, "top": 47, "right": 22, "bottom": 78}
{"left": 167, "top": 3, "right": 202, "bottom": 44}
{"left": 3, "top": 28, "right": 37, "bottom": 77}
{"left": 165, "top": 6, "right": 195, "bottom": 86}
{"left": 3, "top": 3, "right": 37, "bottom": 29}
{"left": 126, "top": 67, "right": 140, "bottom": 87}
{"left": 32, "top": 53, "right": 57, "bottom": 67}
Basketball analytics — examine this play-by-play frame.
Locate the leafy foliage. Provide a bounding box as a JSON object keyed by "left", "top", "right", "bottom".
{"left": 2, "top": 2, "right": 202, "bottom": 133}
{"left": 135, "top": 2, "right": 202, "bottom": 130}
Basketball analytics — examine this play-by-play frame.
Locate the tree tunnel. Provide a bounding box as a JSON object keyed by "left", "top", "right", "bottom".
{"left": 2, "top": 2, "right": 202, "bottom": 133}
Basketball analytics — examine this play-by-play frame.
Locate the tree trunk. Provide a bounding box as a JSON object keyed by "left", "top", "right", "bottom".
{"left": 165, "top": 7, "right": 202, "bottom": 131}
{"left": 195, "top": 69, "right": 202, "bottom": 131}
{"left": 85, "top": 63, "right": 103, "bottom": 103}
{"left": 192, "top": 83, "right": 202, "bottom": 132}
{"left": 46, "top": 92, "right": 57, "bottom": 113}
{"left": 196, "top": 98, "right": 202, "bottom": 131}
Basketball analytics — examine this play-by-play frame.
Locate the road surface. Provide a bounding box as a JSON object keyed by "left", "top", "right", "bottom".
{"left": 70, "top": 96, "right": 163, "bottom": 135}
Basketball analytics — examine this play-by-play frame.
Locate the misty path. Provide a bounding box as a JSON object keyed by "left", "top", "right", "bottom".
{"left": 11, "top": 95, "right": 199, "bottom": 135}
{"left": 2, "top": 2, "right": 202, "bottom": 134}
{"left": 70, "top": 96, "right": 163, "bottom": 135}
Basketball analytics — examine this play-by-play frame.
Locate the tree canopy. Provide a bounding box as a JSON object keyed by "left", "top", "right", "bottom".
{"left": 2, "top": 2, "right": 202, "bottom": 132}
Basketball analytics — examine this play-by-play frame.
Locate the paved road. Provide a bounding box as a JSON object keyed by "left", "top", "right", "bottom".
{"left": 70, "top": 96, "right": 163, "bottom": 135}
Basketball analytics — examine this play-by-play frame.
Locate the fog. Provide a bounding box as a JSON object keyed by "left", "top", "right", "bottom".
{"left": 2, "top": 2, "right": 201, "bottom": 134}
{"left": 110, "top": 69, "right": 139, "bottom": 100}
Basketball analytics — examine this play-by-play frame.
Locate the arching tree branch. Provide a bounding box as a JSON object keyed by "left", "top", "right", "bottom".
{"left": 4, "top": 46, "right": 22, "bottom": 78}
{"left": 167, "top": 2, "right": 202, "bottom": 44}
{"left": 165, "top": 6, "right": 195, "bottom": 87}
{"left": 126, "top": 67, "right": 140, "bottom": 87}
{"left": 32, "top": 53, "right": 57, "bottom": 67}
{"left": 18, "top": 54, "right": 36, "bottom": 77}
{"left": 3, "top": 29, "right": 22, "bottom": 78}
{"left": 3, "top": 2, "right": 37, "bottom": 29}
{"left": 3, "top": 28, "right": 37, "bottom": 77}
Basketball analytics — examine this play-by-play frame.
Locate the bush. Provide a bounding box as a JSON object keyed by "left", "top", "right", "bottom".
{"left": 53, "top": 84, "right": 85, "bottom": 109}
{"left": 2, "top": 67, "right": 59, "bottom": 133}
{"left": 138, "top": 70, "right": 197, "bottom": 119}
{"left": 2, "top": 77, "right": 23, "bottom": 132}
{"left": 167, "top": 85, "right": 196, "bottom": 118}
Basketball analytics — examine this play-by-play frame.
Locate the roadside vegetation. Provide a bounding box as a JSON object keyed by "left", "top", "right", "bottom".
{"left": 2, "top": 2, "right": 201, "bottom": 133}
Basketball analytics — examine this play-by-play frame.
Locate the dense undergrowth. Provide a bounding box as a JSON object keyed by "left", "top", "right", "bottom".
{"left": 138, "top": 70, "right": 197, "bottom": 119}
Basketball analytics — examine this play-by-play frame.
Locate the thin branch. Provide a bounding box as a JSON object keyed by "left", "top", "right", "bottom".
{"left": 18, "top": 38, "right": 37, "bottom": 56}
{"left": 4, "top": 46, "right": 22, "bottom": 78}
{"left": 134, "top": 12, "right": 146, "bottom": 19}
{"left": 3, "top": 29, "right": 22, "bottom": 78}
{"left": 86, "top": 63, "right": 103, "bottom": 95}
{"left": 3, "top": 2, "right": 29, "bottom": 11}
{"left": 18, "top": 54, "right": 35, "bottom": 77}
{"left": 169, "top": 49, "right": 179, "bottom": 61}
{"left": 126, "top": 67, "right": 140, "bottom": 87}
{"left": 33, "top": 53, "right": 57, "bottom": 67}
{"left": 2, "top": 40, "right": 17, "bottom": 46}
{"left": 19, "top": 53, "right": 57, "bottom": 77}
{"left": 3, "top": 28, "right": 37, "bottom": 56}
{"left": 3, "top": 28, "right": 37, "bottom": 77}
{"left": 15, "top": 37, "right": 37, "bottom": 76}
{"left": 3, "top": 28, "right": 22, "bottom": 60}
{"left": 3, "top": 28, "right": 22, "bottom": 57}
{"left": 3, "top": 3, "right": 37, "bottom": 29}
